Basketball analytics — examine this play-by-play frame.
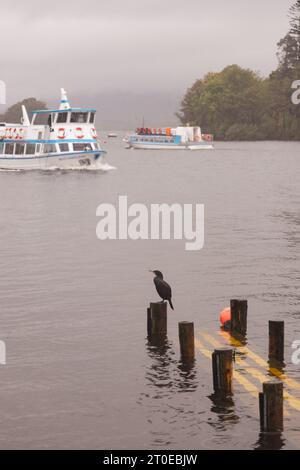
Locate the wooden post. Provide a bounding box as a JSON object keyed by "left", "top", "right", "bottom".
{"left": 149, "top": 302, "right": 167, "bottom": 337}
{"left": 178, "top": 321, "right": 195, "bottom": 360}
{"left": 212, "top": 348, "right": 233, "bottom": 395}
{"left": 147, "top": 306, "right": 152, "bottom": 337}
{"left": 230, "top": 299, "right": 248, "bottom": 336}
{"left": 269, "top": 321, "right": 284, "bottom": 363}
{"left": 259, "top": 381, "right": 283, "bottom": 432}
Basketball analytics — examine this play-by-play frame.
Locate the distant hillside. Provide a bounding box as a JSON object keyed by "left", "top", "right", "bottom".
{"left": 50, "top": 92, "right": 182, "bottom": 130}
{"left": 0, "top": 98, "right": 47, "bottom": 123}
{"left": 1, "top": 92, "right": 181, "bottom": 130}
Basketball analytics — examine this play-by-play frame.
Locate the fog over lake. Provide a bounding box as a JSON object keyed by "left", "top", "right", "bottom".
{"left": 0, "top": 0, "right": 292, "bottom": 127}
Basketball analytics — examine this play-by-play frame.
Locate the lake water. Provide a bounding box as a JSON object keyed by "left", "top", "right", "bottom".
{"left": 0, "top": 140, "right": 299, "bottom": 450}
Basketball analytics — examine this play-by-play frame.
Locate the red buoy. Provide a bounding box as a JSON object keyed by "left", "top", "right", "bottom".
{"left": 220, "top": 307, "right": 231, "bottom": 326}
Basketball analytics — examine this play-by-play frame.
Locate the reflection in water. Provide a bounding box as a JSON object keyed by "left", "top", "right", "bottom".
{"left": 208, "top": 393, "right": 239, "bottom": 432}
{"left": 177, "top": 359, "right": 197, "bottom": 393}
{"left": 136, "top": 337, "right": 199, "bottom": 448}
{"left": 146, "top": 336, "right": 175, "bottom": 393}
{"left": 219, "top": 330, "right": 248, "bottom": 347}
{"left": 219, "top": 330, "right": 248, "bottom": 364}
{"left": 145, "top": 336, "right": 198, "bottom": 395}
{"left": 142, "top": 337, "right": 176, "bottom": 447}
{"left": 268, "top": 359, "right": 286, "bottom": 377}
{"left": 254, "top": 432, "right": 285, "bottom": 450}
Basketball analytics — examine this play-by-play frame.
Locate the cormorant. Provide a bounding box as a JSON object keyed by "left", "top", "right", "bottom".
{"left": 150, "top": 270, "right": 174, "bottom": 310}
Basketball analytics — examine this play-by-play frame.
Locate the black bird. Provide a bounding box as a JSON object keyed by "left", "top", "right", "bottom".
{"left": 150, "top": 270, "right": 174, "bottom": 310}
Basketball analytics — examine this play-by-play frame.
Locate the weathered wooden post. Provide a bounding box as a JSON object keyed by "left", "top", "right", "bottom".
{"left": 269, "top": 321, "right": 284, "bottom": 363}
{"left": 230, "top": 299, "right": 248, "bottom": 336}
{"left": 149, "top": 302, "right": 167, "bottom": 338}
{"left": 259, "top": 381, "right": 283, "bottom": 433}
{"left": 147, "top": 306, "right": 152, "bottom": 337}
{"left": 178, "top": 321, "right": 195, "bottom": 361}
{"left": 212, "top": 348, "right": 233, "bottom": 395}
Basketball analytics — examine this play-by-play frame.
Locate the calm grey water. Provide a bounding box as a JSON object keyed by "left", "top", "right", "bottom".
{"left": 0, "top": 140, "right": 299, "bottom": 450}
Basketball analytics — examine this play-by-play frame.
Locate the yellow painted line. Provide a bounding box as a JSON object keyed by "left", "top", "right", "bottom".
{"left": 194, "top": 338, "right": 212, "bottom": 360}
{"left": 200, "top": 333, "right": 300, "bottom": 415}
{"left": 247, "top": 367, "right": 292, "bottom": 416}
{"left": 218, "top": 330, "right": 300, "bottom": 392}
{"left": 195, "top": 334, "right": 300, "bottom": 449}
{"left": 195, "top": 338, "right": 259, "bottom": 398}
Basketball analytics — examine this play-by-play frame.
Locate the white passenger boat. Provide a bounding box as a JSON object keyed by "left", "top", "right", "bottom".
{"left": 127, "top": 126, "right": 214, "bottom": 150}
{"left": 0, "top": 89, "right": 107, "bottom": 170}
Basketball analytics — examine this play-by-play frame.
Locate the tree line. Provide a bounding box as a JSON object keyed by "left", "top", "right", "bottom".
{"left": 0, "top": 98, "right": 47, "bottom": 123}
{"left": 177, "top": 0, "right": 300, "bottom": 140}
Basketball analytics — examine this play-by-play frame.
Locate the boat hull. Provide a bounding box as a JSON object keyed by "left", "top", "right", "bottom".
{"left": 128, "top": 142, "right": 214, "bottom": 150}
{"left": 0, "top": 150, "right": 107, "bottom": 170}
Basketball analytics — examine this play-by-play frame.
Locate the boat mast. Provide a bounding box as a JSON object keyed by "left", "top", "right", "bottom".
{"left": 21, "top": 105, "right": 30, "bottom": 126}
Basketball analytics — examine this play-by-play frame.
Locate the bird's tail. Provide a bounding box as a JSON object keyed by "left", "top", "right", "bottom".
{"left": 169, "top": 299, "right": 174, "bottom": 310}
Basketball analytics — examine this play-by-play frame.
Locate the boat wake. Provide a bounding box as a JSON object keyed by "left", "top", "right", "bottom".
{"left": 0, "top": 168, "right": 24, "bottom": 173}
{"left": 0, "top": 162, "right": 116, "bottom": 173}
{"left": 46, "top": 162, "right": 116, "bottom": 171}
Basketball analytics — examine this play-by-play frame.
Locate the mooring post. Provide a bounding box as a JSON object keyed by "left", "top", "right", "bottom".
{"left": 269, "top": 321, "right": 284, "bottom": 363}
{"left": 230, "top": 299, "right": 248, "bottom": 336}
{"left": 259, "top": 381, "right": 283, "bottom": 433}
{"left": 149, "top": 302, "right": 167, "bottom": 337}
{"left": 212, "top": 348, "right": 233, "bottom": 395}
{"left": 147, "top": 306, "right": 152, "bottom": 337}
{"left": 178, "top": 321, "right": 195, "bottom": 360}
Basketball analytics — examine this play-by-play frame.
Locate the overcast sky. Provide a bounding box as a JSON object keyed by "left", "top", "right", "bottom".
{"left": 0, "top": 0, "right": 294, "bottom": 105}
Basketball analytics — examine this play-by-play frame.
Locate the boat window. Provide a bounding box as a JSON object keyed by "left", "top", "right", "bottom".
{"left": 15, "top": 143, "right": 25, "bottom": 155}
{"left": 44, "top": 144, "right": 57, "bottom": 153}
{"left": 93, "top": 142, "right": 100, "bottom": 150}
{"left": 59, "top": 143, "right": 69, "bottom": 152}
{"left": 5, "top": 143, "right": 14, "bottom": 155}
{"left": 70, "top": 112, "right": 88, "bottom": 123}
{"left": 89, "top": 112, "right": 95, "bottom": 124}
{"left": 26, "top": 143, "right": 36, "bottom": 155}
{"left": 57, "top": 112, "right": 68, "bottom": 123}
{"left": 73, "top": 143, "right": 92, "bottom": 151}
{"left": 33, "top": 113, "right": 50, "bottom": 125}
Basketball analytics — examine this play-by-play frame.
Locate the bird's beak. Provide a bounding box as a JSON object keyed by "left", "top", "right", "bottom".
{"left": 148, "top": 270, "right": 153, "bottom": 273}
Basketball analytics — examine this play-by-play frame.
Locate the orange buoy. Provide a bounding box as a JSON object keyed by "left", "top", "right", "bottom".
{"left": 220, "top": 307, "right": 231, "bottom": 326}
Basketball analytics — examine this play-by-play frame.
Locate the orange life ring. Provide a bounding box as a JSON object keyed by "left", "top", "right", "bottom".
{"left": 75, "top": 127, "right": 84, "bottom": 139}
{"left": 57, "top": 128, "right": 66, "bottom": 139}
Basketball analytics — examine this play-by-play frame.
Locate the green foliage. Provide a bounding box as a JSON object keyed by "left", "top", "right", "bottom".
{"left": 177, "top": 65, "right": 267, "bottom": 140}
{"left": 0, "top": 98, "right": 47, "bottom": 123}
{"left": 178, "top": 1, "right": 300, "bottom": 141}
